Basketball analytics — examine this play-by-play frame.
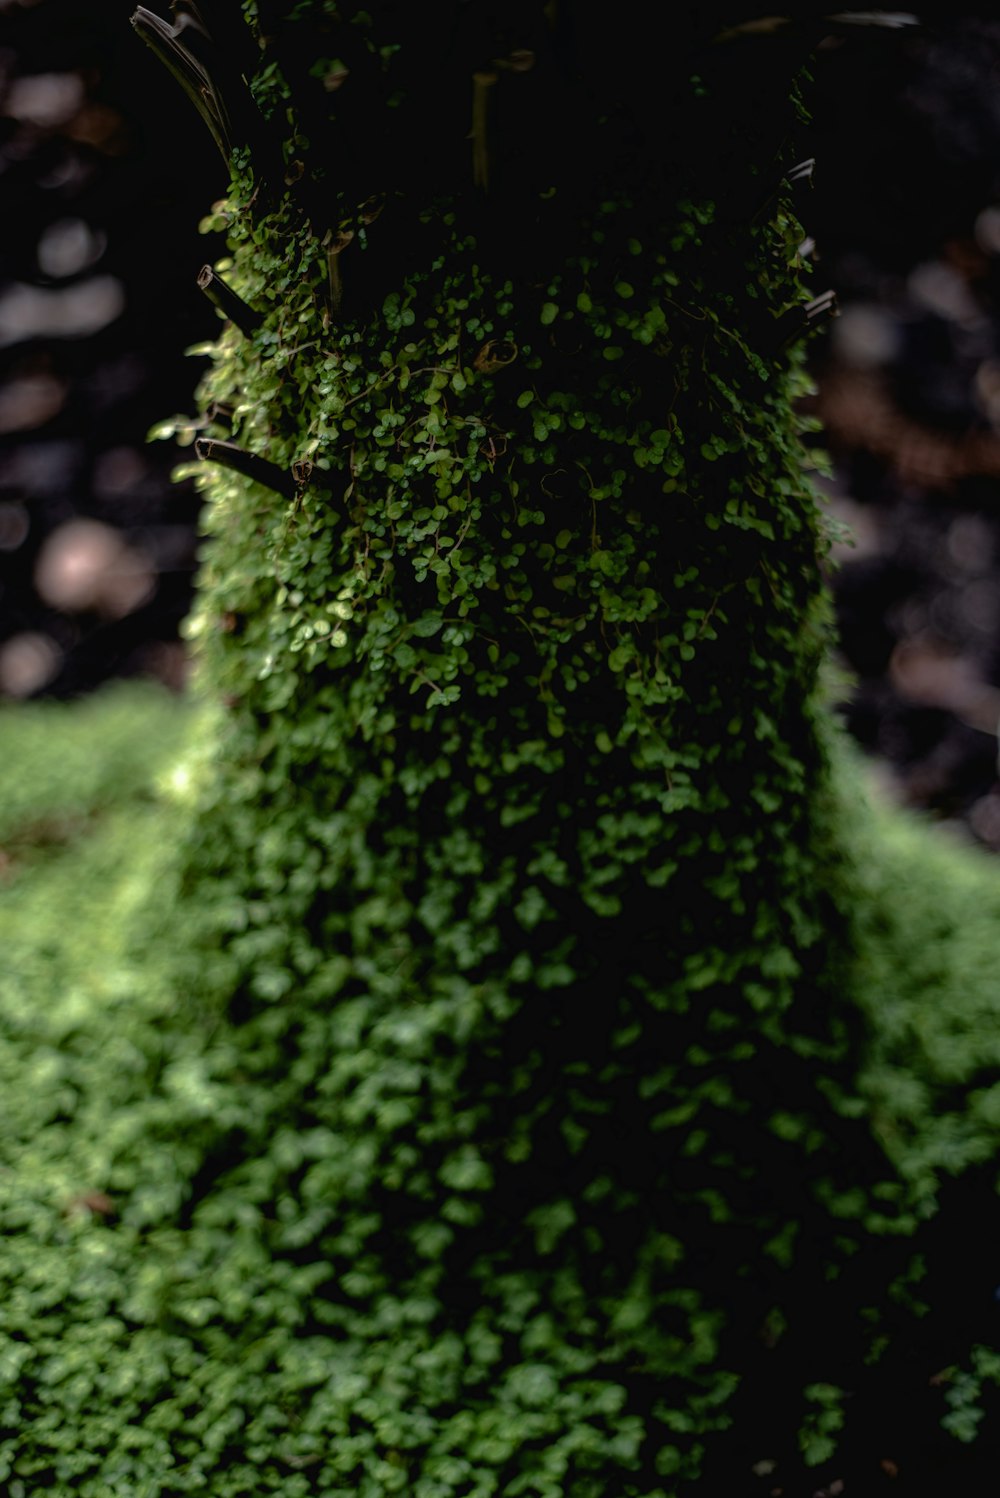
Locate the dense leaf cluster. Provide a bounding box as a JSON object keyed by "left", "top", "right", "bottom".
{"left": 5, "top": 3, "right": 1000, "bottom": 1494}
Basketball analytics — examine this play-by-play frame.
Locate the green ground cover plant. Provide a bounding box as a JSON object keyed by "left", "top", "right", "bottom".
{"left": 4, "top": 4, "right": 1000, "bottom": 1493}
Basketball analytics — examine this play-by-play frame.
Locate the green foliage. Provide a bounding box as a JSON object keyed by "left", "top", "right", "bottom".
{"left": 939, "top": 1347, "right": 1000, "bottom": 1443}
{"left": 798, "top": 1382, "right": 847, "bottom": 1467}
{"left": 849, "top": 791, "right": 1000, "bottom": 1195}
{"left": 0, "top": 683, "right": 190, "bottom": 860}
{"left": 4, "top": 5, "right": 1000, "bottom": 1494}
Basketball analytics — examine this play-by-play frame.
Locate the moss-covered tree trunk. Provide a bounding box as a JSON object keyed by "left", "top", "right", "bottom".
{"left": 7, "top": 4, "right": 1000, "bottom": 1494}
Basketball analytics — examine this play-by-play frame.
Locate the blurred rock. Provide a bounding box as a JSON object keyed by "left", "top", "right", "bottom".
{"left": 37, "top": 217, "right": 105, "bottom": 279}
{"left": 832, "top": 304, "right": 901, "bottom": 368}
{"left": 0, "top": 630, "right": 60, "bottom": 695}
{"left": 975, "top": 204, "right": 1000, "bottom": 256}
{"left": 0, "top": 371, "right": 65, "bottom": 431}
{"left": 0, "top": 501, "right": 29, "bottom": 550}
{"left": 35, "top": 518, "right": 154, "bottom": 617}
{"left": 3, "top": 71, "right": 83, "bottom": 129}
{"left": 969, "top": 789, "right": 1000, "bottom": 847}
{"left": 0, "top": 439, "right": 81, "bottom": 496}
{"left": 946, "top": 513, "right": 994, "bottom": 573}
{"left": 0, "top": 277, "right": 124, "bottom": 345}
{"left": 889, "top": 635, "right": 1000, "bottom": 731}
{"left": 909, "top": 258, "right": 986, "bottom": 329}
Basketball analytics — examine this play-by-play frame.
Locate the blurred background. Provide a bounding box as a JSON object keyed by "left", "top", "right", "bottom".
{"left": 3, "top": 3, "right": 1000, "bottom": 842}
{"left": 0, "top": 0, "right": 222, "bottom": 701}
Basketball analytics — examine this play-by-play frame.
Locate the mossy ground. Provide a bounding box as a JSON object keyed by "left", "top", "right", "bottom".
{"left": 4, "top": 688, "right": 1000, "bottom": 1495}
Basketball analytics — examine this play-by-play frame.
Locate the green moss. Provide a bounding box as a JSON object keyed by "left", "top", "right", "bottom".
{"left": 0, "top": 683, "right": 191, "bottom": 858}
{"left": 4, "top": 5, "right": 1000, "bottom": 1493}
{"left": 850, "top": 784, "right": 1000, "bottom": 1194}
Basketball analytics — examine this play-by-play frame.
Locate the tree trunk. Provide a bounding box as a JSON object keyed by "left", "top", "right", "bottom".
{"left": 7, "top": 4, "right": 1000, "bottom": 1494}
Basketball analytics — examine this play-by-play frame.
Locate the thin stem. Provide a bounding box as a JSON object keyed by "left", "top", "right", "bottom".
{"left": 471, "top": 71, "right": 498, "bottom": 190}
{"left": 195, "top": 438, "right": 298, "bottom": 499}
{"left": 324, "top": 229, "right": 355, "bottom": 317}
{"left": 197, "top": 266, "right": 264, "bottom": 337}
{"left": 131, "top": 6, "right": 232, "bottom": 163}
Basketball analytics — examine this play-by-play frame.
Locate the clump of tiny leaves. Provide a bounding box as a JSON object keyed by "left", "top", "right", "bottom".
{"left": 5, "top": 4, "right": 1000, "bottom": 1494}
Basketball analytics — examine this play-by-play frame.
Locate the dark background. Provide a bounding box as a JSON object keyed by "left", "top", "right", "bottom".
{"left": 4, "top": 4, "right": 1000, "bottom": 847}
{"left": 808, "top": 13, "right": 1000, "bottom": 845}
{"left": 0, "top": 0, "right": 224, "bottom": 697}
